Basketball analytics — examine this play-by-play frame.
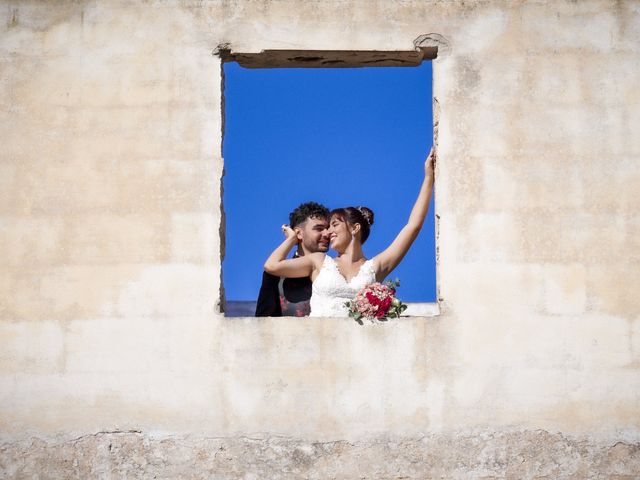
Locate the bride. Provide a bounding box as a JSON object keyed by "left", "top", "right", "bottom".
{"left": 264, "top": 148, "right": 435, "bottom": 317}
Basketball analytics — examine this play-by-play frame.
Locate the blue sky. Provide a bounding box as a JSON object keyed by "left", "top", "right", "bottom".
{"left": 223, "top": 61, "right": 435, "bottom": 302}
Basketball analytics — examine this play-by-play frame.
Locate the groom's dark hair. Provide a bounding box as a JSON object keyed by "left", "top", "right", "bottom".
{"left": 289, "top": 202, "right": 330, "bottom": 228}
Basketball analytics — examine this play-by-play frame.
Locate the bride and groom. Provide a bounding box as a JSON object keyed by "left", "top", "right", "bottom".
{"left": 255, "top": 148, "right": 435, "bottom": 318}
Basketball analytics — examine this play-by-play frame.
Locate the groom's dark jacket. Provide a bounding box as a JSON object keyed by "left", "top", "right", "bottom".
{"left": 255, "top": 272, "right": 312, "bottom": 317}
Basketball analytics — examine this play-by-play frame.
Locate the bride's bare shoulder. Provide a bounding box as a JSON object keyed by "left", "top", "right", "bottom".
{"left": 306, "top": 252, "right": 327, "bottom": 266}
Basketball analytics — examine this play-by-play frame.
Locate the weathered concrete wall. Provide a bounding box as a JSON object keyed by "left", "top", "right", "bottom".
{"left": 1, "top": 0, "right": 639, "bottom": 477}
{"left": 2, "top": 431, "right": 640, "bottom": 479}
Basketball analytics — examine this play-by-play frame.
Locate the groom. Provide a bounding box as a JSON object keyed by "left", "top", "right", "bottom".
{"left": 255, "top": 201, "right": 330, "bottom": 316}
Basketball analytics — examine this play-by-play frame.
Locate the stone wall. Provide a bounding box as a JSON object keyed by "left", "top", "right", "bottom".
{"left": 1, "top": 1, "right": 639, "bottom": 477}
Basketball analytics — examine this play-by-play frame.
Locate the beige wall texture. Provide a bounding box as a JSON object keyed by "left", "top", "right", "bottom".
{"left": 1, "top": 0, "right": 639, "bottom": 478}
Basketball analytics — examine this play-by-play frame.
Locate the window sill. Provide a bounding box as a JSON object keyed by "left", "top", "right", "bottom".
{"left": 224, "top": 301, "right": 440, "bottom": 318}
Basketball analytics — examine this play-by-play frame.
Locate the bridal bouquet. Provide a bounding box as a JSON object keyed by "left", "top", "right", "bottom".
{"left": 345, "top": 279, "right": 407, "bottom": 322}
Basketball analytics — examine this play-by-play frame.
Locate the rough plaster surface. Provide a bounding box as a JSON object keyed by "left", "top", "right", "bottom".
{"left": 2, "top": 431, "right": 639, "bottom": 480}
{"left": 1, "top": 0, "right": 640, "bottom": 476}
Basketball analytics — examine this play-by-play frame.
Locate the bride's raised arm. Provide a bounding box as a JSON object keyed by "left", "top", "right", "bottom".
{"left": 264, "top": 225, "right": 322, "bottom": 278}
{"left": 373, "top": 148, "right": 435, "bottom": 281}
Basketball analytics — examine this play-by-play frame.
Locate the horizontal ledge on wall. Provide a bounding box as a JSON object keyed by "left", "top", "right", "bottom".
{"left": 217, "top": 49, "right": 436, "bottom": 68}
{"left": 404, "top": 302, "right": 440, "bottom": 317}
{"left": 224, "top": 302, "right": 440, "bottom": 318}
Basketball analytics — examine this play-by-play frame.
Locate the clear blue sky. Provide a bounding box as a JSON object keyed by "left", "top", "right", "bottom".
{"left": 223, "top": 61, "right": 435, "bottom": 302}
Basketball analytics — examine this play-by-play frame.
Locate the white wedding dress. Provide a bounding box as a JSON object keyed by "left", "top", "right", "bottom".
{"left": 309, "top": 255, "right": 377, "bottom": 317}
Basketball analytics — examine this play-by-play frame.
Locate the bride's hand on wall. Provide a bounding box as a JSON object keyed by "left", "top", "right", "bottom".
{"left": 373, "top": 147, "right": 435, "bottom": 281}
{"left": 425, "top": 147, "right": 435, "bottom": 180}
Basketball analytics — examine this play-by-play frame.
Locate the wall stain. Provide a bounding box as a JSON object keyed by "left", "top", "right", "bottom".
{"left": 8, "top": 8, "right": 18, "bottom": 28}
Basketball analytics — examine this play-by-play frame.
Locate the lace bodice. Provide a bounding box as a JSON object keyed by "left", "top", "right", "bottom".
{"left": 309, "top": 255, "right": 377, "bottom": 317}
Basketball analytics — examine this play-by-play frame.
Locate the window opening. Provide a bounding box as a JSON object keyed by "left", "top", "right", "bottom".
{"left": 222, "top": 55, "right": 436, "bottom": 317}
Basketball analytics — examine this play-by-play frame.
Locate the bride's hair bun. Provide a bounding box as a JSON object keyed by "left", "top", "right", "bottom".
{"left": 356, "top": 206, "right": 374, "bottom": 227}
